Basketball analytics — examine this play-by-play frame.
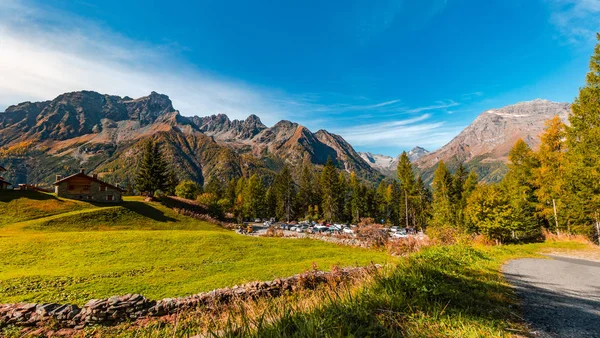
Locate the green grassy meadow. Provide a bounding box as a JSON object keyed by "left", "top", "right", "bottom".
{"left": 0, "top": 191, "right": 389, "bottom": 305}
{"left": 67, "top": 241, "right": 587, "bottom": 338}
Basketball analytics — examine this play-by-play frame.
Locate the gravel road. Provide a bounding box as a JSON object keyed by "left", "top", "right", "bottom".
{"left": 503, "top": 255, "right": 600, "bottom": 337}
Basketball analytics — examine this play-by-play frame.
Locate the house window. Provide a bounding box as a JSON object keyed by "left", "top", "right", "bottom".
{"left": 100, "top": 185, "right": 106, "bottom": 192}
{"left": 107, "top": 195, "right": 114, "bottom": 201}
{"left": 83, "top": 185, "right": 91, "bottom": 191}
{"left": 68, "top": 185, "right": 75, "bottom": 191}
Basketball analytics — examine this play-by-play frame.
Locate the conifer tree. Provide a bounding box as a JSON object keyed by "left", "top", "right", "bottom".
{"left": 320, "top": 158, "right": 339, "bottom": 222}
{"left": 375, "top": 180, "right": 388, "bottom": 224}
{"left": 502, "top": 139, "right": 540, "bottom": 241}
{"left": 274, "top": 166, "right": 295, "bottom": 222}
{"left": 135, "top": 141, "right": 155, "bottom": 196}
{"left": 461, "top": 171, "right": 479, "bottom": 231}
{"left": 431, "top": 161, "right": 455, "bottom": 227}
{"left": 297, "top": 159, "right": 315, "bottom": 214}
{"left": 135, "top": 140, "right": 168, "bottom": 196}
{"left": 566, "top": 34, "right": 600, "bottom": 237}
{"left": 225, "top": 178, "right": 237, "bottom": 208}
{"left": 242, "top": 174, "right": 266, "bottom": 219}
{"left": 397, "top": 152, "right": 416, "bottom": 228}
{"left": 466, "top": 183, "right": 513, "bottom": 244}
{"left": 452, "top": 163, "right": 469, "bottom": 227}
{"left": 414, "top": 175, "right": 431, "bottom": 230}
{"left": 337, "top": 172, "right": 349, "bottom": 222}
{"left": 151, "top": 141, "right": 169, "bottom": 193}
{"left": 165, "top": 168, "right": 180, "bottom": 196}
{"left": 534, "top": 116, "right": 567, "bottom": 234}
{"left": 265, "top": 186, "right": 277, "bottom": 219}
{"left": 349, "top": 172, "right": 362, "bottom": 223}
{"left": 205, "top": 176, "right": 224, "bottom": 199}
{"left": 388, "top": 180, "right": 402, "bottom": 226}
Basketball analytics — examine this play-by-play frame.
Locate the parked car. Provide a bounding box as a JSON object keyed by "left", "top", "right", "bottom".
{"left": 391, "top": 232, "right": 408, "bottom": 239}
{"left": 296, "top": 225, "right": 308, "bottom": 233}
{"left": 343, "top": 228, "right": 355, "bottom": 234}
{"left": 254, "top": 218, "right": 261, "bottom": 223}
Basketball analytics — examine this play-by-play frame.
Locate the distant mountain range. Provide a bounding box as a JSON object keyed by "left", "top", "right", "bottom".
{"left": 0, "top": 92, "right": 572, "bottom": 187}
{"left": 358, "top": 147, "right": 430, "bottom": 176}
{"left": 0, "top": 91, "right": 381, "bottom": 187}
{"left": 359, "top": 99, "right": 571, "bottom": 182}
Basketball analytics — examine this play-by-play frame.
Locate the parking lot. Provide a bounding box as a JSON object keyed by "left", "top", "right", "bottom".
{"left": 236, "top": 220, "right": 421, "bottom": 239}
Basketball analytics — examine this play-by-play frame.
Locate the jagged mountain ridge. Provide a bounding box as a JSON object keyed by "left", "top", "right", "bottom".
{"left": 359, "top": 147, "right": 430, "bottom": 176}
{"left": 415, "top": 99, "right": 571, "bottom": 182}
{"left": 0, "top": 91, "right": 381, "bottom": 186}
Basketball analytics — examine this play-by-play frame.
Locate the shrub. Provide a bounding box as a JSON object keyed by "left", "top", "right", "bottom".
{"left": 425, "top": 225, "right": 460, "bottom": 245}
{"left": 196, "top": 193, "right": 224, "bottom": 218}
{"left": 358, "top": 217, "right": 375, "bottom": 226}
{"left": 263, "top": 228, "right": 284, "bottom": 237}
{"left": 175, "top": 180, "right": 198, "bottom": 200}
{"left": 356, "top": 224, "right": 388, "bottom": 248}
{"left": 386, "top": 236, "right": 430, "bottom": 256}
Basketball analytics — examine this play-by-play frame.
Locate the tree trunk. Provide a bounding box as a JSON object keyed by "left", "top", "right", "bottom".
{"left": 405, "top": 191, "right": 409, "bottom": 228}
{"left": 595, "top": 212, "right": 600, "bottom": 245}
{"left": 553, "top": 199, "right": 560, "bottom": 235}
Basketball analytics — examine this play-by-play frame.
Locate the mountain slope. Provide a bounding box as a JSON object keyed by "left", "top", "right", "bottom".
{"left": 359, "top": 147, "right": 430, "bottom": 176}
{"left": 415, "top": 99, "right": 571, "bottom": 182}
{"left": 0, "top": 91, "right": 380, "bottom": 187}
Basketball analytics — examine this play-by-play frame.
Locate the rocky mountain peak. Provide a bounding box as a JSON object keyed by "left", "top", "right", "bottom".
{"left": 126, "top": 92, "right": 175, "bottom": 126}
{"left": 415, "top": 99, "right": 571, "bottom": 182}
{"left": 407, "top": 146, "right": 430, "bottom": 162}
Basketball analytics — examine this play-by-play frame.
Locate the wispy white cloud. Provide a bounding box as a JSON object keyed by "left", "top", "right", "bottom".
{"left": 0, "top": 0, "right": 470, "bottom": 154}
{"left": 405, "top": 100, "right": 459, "bottom": 114}
{"left": 546, "top": 0, "right": 600, "bottom": 45}
{"left": 461, "top": 91, "right": 484, "bottom": 101}
{"left": 333, "top": 113, "right": 465, "bottom": 150}
{"left": 0, "top": 0, "right": 292, "bottom": 125}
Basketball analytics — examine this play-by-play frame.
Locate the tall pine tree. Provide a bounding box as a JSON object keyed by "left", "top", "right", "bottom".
{"left": 431, "top": 161, "right": 454, "bottom": 227}
{"left": 274, "top": 166, "right": 296, "bottom": 222}
{"left": 566, "top": 33, "right": 600, "bottom": 238}
{"left": 135, "top": 141, "right": 169, "bottom": 196}
{"left": 320, "top": 158, "right": 339, "bottom": 223}
{"left": 534, "top": 116, "right": 567, "bottom": 234}
{"left": 397, "top": 152, "right": 416, "bottom": 228}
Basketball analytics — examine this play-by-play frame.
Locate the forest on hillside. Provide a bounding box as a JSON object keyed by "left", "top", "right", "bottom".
{"left": 135, "top": 35, "right": 600, "bottom": 245}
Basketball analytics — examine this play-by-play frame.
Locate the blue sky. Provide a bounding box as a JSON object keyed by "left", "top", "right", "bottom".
{"left": 1, "top": 0, "right": 599, "bottom": 155}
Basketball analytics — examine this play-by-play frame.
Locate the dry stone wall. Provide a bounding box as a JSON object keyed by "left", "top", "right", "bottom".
{"left": 0, "top": 266, "right": 378, "bottom": 330}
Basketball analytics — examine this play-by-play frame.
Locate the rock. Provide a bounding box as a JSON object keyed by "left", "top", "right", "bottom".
{"left": 35, "top": 303, "right": 59, "bottom": 316}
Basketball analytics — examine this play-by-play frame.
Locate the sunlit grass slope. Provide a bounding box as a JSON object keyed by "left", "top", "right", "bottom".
{"left": 0, "top": 190, "right": 95, "bottom": 226}
{"left": 0, "top": 192, "right": 389, "bottom": 305}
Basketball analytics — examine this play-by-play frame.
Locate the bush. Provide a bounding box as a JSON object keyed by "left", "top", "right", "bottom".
{"left": 197, "top": 193, "right": 224, "bottom": 218}
{"left": 386, "top": 236, "right": 430, "bottom": 256}
{"left": 263, "top": 228, "right": 284, "bottom": 237}
{"left": 425, "top": 225, "right": 460, "bottom": 245}
{"left": 356, "top": 224, "right": 388, "bottom": 247}
{"left": 175, "top": 180, "right": 198, "bottom": 200}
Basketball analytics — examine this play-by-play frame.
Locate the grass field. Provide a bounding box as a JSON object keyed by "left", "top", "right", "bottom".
{"left": 0, "top": 191, "right": 389, "bottom": 305}
{"left": 65, "top": 241, "right": 588, "bottom": 338}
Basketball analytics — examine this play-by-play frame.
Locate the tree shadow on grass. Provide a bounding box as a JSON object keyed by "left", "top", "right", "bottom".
{"left": 121, "top": 201, "right": 177, "bottom": 223}
{"left": 216, "top": 247, "right": 526, "bottom": 337}
{"left": 0, "top": 190, "right": 57, "bottom": 202}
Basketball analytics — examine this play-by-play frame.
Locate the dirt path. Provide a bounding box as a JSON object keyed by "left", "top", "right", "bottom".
{"left": 503, "top": 255, "right": 600, "bottom": 337}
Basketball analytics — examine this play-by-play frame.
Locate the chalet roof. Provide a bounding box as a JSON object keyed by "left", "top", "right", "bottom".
{"left": 53, "top": 172, "right": 124, "bottom": 192}
{"left": 0, "top": 166, "right": 6, "bottom": 172}
{"left": 0, "top": 178, "right": 11, "bottom": 186}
